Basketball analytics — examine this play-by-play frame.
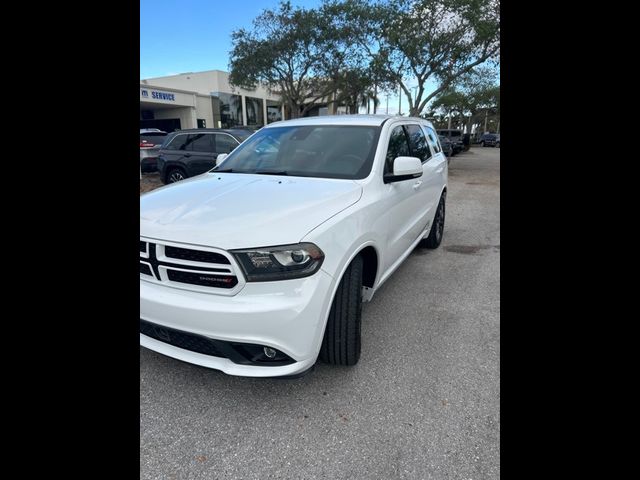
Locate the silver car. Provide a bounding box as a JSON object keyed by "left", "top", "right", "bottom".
{"left": 140, "top": 129, "right": 168, "bottom": 174}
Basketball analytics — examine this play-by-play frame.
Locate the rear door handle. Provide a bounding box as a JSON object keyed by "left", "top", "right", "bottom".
{"left": 413, "top": 180, "right": 423, "bottom": 190}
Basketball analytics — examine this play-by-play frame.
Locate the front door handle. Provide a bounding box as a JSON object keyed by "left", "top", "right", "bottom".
{"left": 413, "top": 180, "right": 423, "bottom": 190}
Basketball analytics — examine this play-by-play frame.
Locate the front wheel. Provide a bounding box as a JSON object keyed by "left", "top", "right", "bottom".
{"left": 319, "top": 255, "right": 363, "bottom": 366}
{"left": 421, "top": 192, "right": 446, "bottom": 249}
{"left": 166, "top": 168, "right": 187, "bottom": 184}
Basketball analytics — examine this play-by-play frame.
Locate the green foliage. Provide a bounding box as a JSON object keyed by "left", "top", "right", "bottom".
{"left": 228, "top": 0, "right": 500, "bottom": 118}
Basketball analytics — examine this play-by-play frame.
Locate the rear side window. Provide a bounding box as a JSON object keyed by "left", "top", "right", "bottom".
{"left": 405, "top": 124, "right": 432, "bottom": 163}
{"left": 424, "top": 127, "right": 441, "bottom": 154}
{"left": 140, "top": 134, "right": 167, "bottom": 145}
{"left": 186, "top": 133, "right": 214, "bottom": 152}
{"left": 165, "top": 134, "right": 189, "bottom": 151}
{"left": 214, "top": 134, "right": 239, "bottom": 154}
{"left": 385, "top": 126, "right": 411, "bottom": 174}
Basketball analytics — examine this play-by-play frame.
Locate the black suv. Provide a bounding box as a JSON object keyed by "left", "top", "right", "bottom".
{"left": 480, "top": 133, "right": 499, "bottom": 147}
{"left": 436, "top": 129, "right": 464, "bottom": 155}
{"left": 158, "top": 128, "right": 254, "bottom": 184}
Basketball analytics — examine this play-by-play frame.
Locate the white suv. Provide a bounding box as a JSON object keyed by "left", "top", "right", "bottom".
{"left": 140, "top": 115, "right": 448, "bottom": 377}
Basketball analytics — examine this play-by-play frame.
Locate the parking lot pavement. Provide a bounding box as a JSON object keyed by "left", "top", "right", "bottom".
{"left": 140, "top": 146, "right": 500, "bottom": 480}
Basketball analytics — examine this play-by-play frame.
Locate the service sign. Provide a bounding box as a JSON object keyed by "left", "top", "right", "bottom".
{"left": 140, "top": 89, "right": 175, "bottom": 102}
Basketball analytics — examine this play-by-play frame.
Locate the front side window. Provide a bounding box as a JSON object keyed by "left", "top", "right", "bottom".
{"left": 215, "top": 134, "right": 239, "bottom": 154}
{"left": 166, "top": 134, "right": 189, "bottom": 151}
{"left": 405, "top": 124, "right": 432, "bottom": 163}
{"left": 186, "top": 134, "right": 214, "bottom": 153}
{"left": 215, "top": 125, "right": 380, "bottom": 180}
{"left": 384, "top": 126, "right": 411, "bottom": 174}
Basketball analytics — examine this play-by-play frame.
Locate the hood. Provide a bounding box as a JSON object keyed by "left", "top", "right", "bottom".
{"left": 140, "top": 173, "right": 362, "bottom": 250}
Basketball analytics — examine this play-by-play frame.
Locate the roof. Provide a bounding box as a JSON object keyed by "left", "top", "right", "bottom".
{"left": 168, "top": 128, "right": 254, "bottom": 135}
{"left": 264, "top": 114, "right": 429, "bottom": 128}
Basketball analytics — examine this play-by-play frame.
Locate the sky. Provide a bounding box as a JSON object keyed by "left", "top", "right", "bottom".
{"left": 141, "top": 0, "right": 439, "bottom": 115}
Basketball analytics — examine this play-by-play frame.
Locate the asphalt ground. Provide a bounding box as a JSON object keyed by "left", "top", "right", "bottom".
{"left": 140, "top": 146, "right": 500, "bottom": 479}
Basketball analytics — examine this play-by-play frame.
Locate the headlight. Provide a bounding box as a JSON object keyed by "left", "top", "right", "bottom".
{"left": 231, "top": 243, "right": 325, "bottom": 282}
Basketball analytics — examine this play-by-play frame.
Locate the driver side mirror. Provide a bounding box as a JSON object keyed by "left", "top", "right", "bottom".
{"left": 384, "top": 156, "right": 423, "bottom": 184}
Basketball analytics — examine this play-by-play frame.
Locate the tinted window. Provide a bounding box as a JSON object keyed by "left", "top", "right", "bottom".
{"left": 385, "top": 126, "right": 411, "bottom": 174}
{"left": 267, "top": 100, "right": 282, "bottom": 124}
{"left": 405, "top": 124, "right": 431, "bottom": 162}
{"left": 165, "top": 134, "right": 189, "bottom": 150}
{"left": 215, "top": 125, "right": 380, "bottom": 180}
{"left": 211, "top": 92, "right": 243, "bottom": 128}
{"left": 450, "top": 131, "right": 462, "bottom": 137}
{"left": 215, "top": 134, "right": 239, "bottom": 154}
{"left": 246, "top": 97, "right": 264, "bottom": 127}
{"left": 425, "top": 127, "right": 441, "bottom": 154}
{"left": 186, "top": 133, "right": 214, "bottom": 152}
{"left": 140, "top": 134, "right": 167, "bottom": 145}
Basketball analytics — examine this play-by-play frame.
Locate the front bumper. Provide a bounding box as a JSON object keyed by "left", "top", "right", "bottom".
{"left": 140, "top": 269, "right": 336, "bottom": 377}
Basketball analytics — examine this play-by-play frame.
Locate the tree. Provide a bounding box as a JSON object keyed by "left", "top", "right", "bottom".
{"left": 330, "top": 0, "right": 500, "bottom": 116}
{"left": 430, "top": 89, "right": 469, "bottom": 129}
{"left": 228, "top": 1, "right": 350, "bottom": 118}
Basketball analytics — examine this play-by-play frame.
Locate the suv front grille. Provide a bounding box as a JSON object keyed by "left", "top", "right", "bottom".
{"left": 165, "top": 245, "right": 230, "bottom": 264}
{"left": 140, "top": 239, "right": 241, "bottom": 293}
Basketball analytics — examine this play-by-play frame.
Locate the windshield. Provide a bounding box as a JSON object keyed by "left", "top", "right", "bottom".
{"left": 214, "top": 125, "right": 380, "bottom": 179}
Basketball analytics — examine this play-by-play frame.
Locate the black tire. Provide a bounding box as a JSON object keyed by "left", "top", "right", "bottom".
{"left": 166, "top": 167, "right": 187, "bottom": 184}
{"left": 422, "top": 192, "right": 446, "bottom": 249}
{"left": 320, "top": 255, "right": 363, "bottom": 366}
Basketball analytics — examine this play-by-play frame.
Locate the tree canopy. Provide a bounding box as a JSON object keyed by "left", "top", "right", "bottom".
{"left": 229, "top": 0, "right": 500, "bottom": 118}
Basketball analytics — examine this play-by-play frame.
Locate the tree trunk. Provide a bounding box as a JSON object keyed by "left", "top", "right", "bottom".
{"left": 447, "top": 113, "right": 452, "bottom": 129}
{"left": 373, "top": 84, "right": 378, "bottom": 114}
{"left": 483, "top": 110, "right": 488, "bottom": 133}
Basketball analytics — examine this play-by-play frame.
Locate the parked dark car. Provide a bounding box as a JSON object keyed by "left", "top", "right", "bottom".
{"left": 480, "top": 133, "right": 499, "bottom": 147}
{"left": 157, "top": 128, "right": 254, "bottom": 184}
{"left": 436, "top": 129, "right": 464, "bottom": 155}
{"left": 438, "top": 135, "right": 454, "bottom": 158}
{"left": 140, "top": 129, "right": 168, "bottom": 173}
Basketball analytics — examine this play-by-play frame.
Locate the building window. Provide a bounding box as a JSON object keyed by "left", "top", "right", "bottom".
{"left": 211, "top": 92, "right": 243, "bottom": 128}
{"left": 266, "top": 100, "right": 282, "bottom": 124}
{"left": 246, "top": 97, "right": 264, "bottom": 127}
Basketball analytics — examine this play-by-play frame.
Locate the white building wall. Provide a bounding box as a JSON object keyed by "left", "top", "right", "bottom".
{"left": 195, "top": 94, "right": 214, "bottom": 128}
{"left": 143, "top": 70, "right": 281, "bottom": 101}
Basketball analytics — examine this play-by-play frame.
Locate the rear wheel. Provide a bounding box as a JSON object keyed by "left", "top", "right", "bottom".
{"left": 166, "top": 168, "right": 187, "bottom": 184}
{"left": 422, "top": 192, "right": 446, "bottom": 249}
{"left": 320, "top": 255, "right": 363, "bottom": 366}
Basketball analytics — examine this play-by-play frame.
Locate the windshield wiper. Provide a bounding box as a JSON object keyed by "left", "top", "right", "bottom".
{"left": 253, "top": 170, "right": 289, "bottom": 176}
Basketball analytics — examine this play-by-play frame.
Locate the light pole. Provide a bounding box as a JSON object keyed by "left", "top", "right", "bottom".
{"left": 398, "top": 83, "right": 402, "bottom": 115}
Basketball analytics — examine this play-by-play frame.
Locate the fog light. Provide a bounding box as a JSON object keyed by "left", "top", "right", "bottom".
{"left": 263, "top": 347, "right": 277, "bottom": 359}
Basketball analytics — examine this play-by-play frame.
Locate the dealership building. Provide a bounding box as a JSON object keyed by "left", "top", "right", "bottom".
{"left": 140, "top": 70, "right": 286, "bottom": 132}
